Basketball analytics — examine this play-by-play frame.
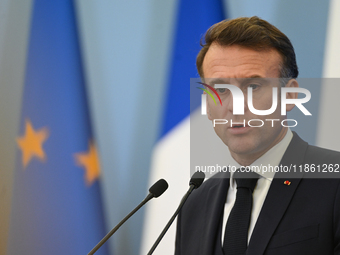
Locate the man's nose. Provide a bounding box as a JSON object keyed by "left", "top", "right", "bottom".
{"left": 225, "top": 88, "right": 247, "bottom": 115}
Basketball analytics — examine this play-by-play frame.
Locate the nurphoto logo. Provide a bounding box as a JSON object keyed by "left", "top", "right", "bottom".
{"left": 198, "top": 82, "right": 312, "bottom": 127}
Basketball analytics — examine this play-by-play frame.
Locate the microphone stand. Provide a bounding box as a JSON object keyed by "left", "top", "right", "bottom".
{"left": 88, "top": 193, "right": 153, "bottom": 255}
{"left": 147, "top": 185, "right": 195, "bottom": 255}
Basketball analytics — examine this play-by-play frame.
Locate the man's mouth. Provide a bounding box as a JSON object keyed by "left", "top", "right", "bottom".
{"left": 227, "top": 123, "right": 251, "bottom": 134}
{"left": 230, "top": 123, "right": 250, "bottom": 128}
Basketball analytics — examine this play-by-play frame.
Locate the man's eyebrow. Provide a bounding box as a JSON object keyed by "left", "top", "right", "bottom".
{"left": 243, "top": 76, "right": 272, "bottom": 83}
{"left": 247, "top": 75, "right": 263, "bottom": 79}
{"left": 206, "top": 78, "right": 230, "bottom": 85}
{"left": 204, "top": 75, "right": 269, "bottom": 86}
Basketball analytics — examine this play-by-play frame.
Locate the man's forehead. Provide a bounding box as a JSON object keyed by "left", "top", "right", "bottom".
{"left": 202, "top": 44, "right": 282, "bottom": 78}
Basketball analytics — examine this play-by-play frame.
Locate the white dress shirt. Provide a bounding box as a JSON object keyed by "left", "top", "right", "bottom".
{"left": 221, "top": 129, "right": 293, "bottom": 243}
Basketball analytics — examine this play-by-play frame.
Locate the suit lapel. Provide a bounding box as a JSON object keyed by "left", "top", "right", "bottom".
{"left": 247, "top": 132, "right": 308, "bottom": 255}
{"left": 200, "top": 172, "right": 230, "bottom": 255}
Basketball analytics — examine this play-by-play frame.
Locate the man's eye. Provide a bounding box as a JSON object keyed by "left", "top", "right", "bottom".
{"left": 249, "top": 84, "right": 259, "bottom": 90}
{"left": 216, "top": 88, "right": 226, "bottom": 93}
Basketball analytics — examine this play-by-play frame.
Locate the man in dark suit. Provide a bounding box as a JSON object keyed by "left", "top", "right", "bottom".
{"left": 175, "top": 16, "right": 340, "bottom": 255}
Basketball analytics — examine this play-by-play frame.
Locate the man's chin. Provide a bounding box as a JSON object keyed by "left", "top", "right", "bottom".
{"left": 226, "top": 141, "right": 260, "bottom": 158}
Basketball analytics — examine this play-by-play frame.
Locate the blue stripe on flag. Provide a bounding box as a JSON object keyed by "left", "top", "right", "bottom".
{"left": 8, "top": 0, "right": 109, "bottom": 254}
{"left": 160, "top": 0, "right": 226, "bottom": 137}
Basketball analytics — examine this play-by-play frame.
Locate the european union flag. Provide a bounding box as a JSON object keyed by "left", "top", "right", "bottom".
{"left": 8, "top": 0, "right": 109, "bottom": 254}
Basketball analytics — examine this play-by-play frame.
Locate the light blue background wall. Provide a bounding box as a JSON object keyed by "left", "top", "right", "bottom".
{"left": 0, "top": 0, "right": 331, "bottom": 254}
{"left": 0, "top": 0, "right": 32, "bottom": 254}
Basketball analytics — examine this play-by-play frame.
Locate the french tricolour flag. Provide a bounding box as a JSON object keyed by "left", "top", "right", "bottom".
{"left": 140, "top": 0, "right": 226, "bottom": 254}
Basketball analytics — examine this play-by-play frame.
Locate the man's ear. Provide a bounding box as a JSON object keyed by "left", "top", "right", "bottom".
{"left": 284, "top": 79, "right": 299, "bottom": 112}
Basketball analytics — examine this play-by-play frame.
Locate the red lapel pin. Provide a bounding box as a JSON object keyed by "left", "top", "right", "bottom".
{"left": 284, "top": 180, "right": 291, "bottom": 186}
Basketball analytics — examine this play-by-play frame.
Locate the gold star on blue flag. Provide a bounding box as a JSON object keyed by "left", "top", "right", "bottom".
{"left": 75, "top": 141, "right": 101, "bottom": 186}
{"left": 17, "top": 119, "right": 49, "bottom": 168}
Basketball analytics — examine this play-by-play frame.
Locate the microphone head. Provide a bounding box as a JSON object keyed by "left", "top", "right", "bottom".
{"left": 149, "top": 179, "right": 168, "bottom": 198}
{"left": 189, "top": 171, "right": 205, "bottom": 189}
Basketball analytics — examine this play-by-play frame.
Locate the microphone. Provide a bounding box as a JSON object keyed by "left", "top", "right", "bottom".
{"left": 147, "top": 172, "right": 205, "bottom": 255}
{"left": 88, "top": 179, "right": 168, "bottom": 255}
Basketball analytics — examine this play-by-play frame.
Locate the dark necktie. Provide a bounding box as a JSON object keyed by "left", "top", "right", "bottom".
{"left": 223, "top": 171, "right": 259, "bottom": 255}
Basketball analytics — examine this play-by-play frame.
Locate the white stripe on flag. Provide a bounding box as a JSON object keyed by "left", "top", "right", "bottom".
{"left": 140, "top": 109, "right": 232, "bottom": 254}
{"left": 140, "top": 116, "right": 190, "bottom": 255}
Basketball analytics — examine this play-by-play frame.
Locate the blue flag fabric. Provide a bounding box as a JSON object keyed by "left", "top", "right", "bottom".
{"left": 8, "top": 0, "right": 109, "bottom": 254}
{"left": 160, "top": 0, "right": 226, "bottom": 137}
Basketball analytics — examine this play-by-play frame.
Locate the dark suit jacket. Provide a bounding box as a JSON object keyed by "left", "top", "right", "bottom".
{"left": 175, "top": 132, "right": 340, "bottom": 254}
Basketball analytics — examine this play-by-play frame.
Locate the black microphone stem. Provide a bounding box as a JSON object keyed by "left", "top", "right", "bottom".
{"left": 88, "top": 193, "right": 153, "bottom": 255}
{"left": 147, "top": 185, "right": 195, "bottom": 255}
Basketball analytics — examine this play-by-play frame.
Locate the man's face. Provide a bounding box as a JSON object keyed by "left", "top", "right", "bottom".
{"left": 203, "top": 44, "right": 293, "bottom": 165}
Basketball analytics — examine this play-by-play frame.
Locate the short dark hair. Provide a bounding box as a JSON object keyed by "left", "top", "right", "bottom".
{"left": 196, "top": 16, "right": 298, "bottom": 79}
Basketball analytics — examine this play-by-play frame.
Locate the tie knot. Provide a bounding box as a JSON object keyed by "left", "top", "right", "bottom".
{"left": 234, "top": 170, "right": 259, "bottom": 192}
